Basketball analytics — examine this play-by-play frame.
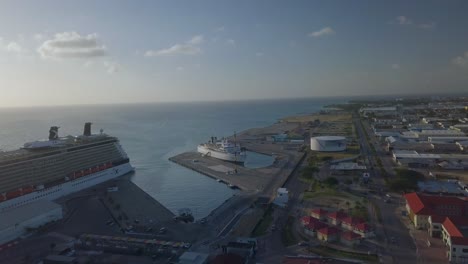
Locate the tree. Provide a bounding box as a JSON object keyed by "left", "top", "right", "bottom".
{"left": 323, "top": 177, "right": 339, "bottom": 187}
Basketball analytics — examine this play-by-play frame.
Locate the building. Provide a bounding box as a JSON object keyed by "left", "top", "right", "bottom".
{"left": 300, "top": 216, "right": 315, "bottom": 226}
{"left": 441, "top": 217, "right": 468, "bottom": 263}
{"left": 340, "top": 217, "right": 364, "bottom": 231}
{"left": 360, "top": 106, "right": 398, "bottom": 117}
{"left": 310, "top": 136, "right": 347, "bottom": 152}
{"left": 341, "top": 231, "right": 362, "bottom": 247}
{"left": 317, "top": 226, "right": 340, "bottom": 242}
{"left": 0, "top": 200, "right": 62, "bottom": 244}
{"left": 354, "top": 223, "right": 374, "bottom": 238}
{"left": 310, "top": 208, "right": 328, "bottom": 221}
{"left": 304, "top": 220, "right": 328, "bottom": 237}
{"left": 225, "top": 241, "right": 256, "bottom": 259}
{"left": 327, "top": 211, "right": 347, "bottom": 226}
{"left": 404, "top": 192, "right": 468, "bottom": 230}
{"left": 330, "top": 162, "right": 366, "bottom": 171}
{"left": 273, "top": 188, "right": 289, "bottom": 207}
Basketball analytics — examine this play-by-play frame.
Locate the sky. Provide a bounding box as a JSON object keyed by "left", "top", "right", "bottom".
{"left": 1, "top": 0, "right": 468, "bottom": 107}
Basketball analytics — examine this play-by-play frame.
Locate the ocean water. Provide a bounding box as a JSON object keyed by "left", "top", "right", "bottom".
{"left": 0, "top": 98, "right": 342, "bottom": 219}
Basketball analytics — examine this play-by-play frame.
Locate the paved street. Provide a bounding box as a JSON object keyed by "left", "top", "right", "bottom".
{"left": 354, "top": 115, "right": 417, "bottom": 263}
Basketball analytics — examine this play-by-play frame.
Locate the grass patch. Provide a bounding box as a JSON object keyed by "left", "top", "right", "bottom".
{"left": 303, "top": 189, "right": 355, "bottom": 200}
{"left": 315, "top": 152, "right": 357, "bottom": 161}
{"left": 281, "top": 216, "right": 298, "bottom": 247}
{"left": 309, "top": 245, "right": 379, "bottom": 263}
{"left": 251, "top": 207, "right": 274, "bottom": 237}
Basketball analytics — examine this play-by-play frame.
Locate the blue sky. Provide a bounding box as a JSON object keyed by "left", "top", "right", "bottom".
{"left": 1, "top": 0, "right": 468, "bottom": 107}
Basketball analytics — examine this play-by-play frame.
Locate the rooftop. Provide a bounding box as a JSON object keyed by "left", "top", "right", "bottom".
{"left": 341, "top": 231, "right": 362, "bottom": 241}
{"left": 318, "top": 226, "right": 340, "bottom": 235}
{"left": 404, "top": 192, "right": 468, "bottom": 216}
{"left": 327, "top": 211, "right": 347, "bottom": 220}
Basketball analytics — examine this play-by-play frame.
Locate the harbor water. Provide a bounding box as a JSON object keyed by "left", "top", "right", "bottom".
{"left": 0, "top": 98, "right": 342, "bottom": 219}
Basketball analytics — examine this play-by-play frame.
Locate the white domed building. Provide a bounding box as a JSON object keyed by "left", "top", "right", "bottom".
{"left": 310, "top": 136, "right": 347, "bottom": 152}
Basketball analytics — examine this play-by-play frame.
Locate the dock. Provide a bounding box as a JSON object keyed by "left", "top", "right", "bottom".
{"left": 169, "top": 152, "right": 271, "bottom": 191}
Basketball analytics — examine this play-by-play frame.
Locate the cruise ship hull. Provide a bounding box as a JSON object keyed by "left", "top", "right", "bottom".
{"left": 197, "top": 145, "right": 246, "bottom": 163}
{"left": 0, "top": 163, "right": 133, "bottom": 212}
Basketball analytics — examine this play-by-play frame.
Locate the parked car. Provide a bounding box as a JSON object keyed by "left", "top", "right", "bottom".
{"left": 159, "top": 227, "right": 167, "bottom": 234}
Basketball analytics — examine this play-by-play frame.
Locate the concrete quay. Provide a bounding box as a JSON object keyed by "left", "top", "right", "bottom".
{"left": 169, "top": 151, "right": 272, "bottom": 191}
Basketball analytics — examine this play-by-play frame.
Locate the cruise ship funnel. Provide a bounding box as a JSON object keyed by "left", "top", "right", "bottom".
{"left": 84, "top": 122, "right": 92, "bottom": 136}
{"left": 49, "top": 126, "right": 59, "bottom": 140}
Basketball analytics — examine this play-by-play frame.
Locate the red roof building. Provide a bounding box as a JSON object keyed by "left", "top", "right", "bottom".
{"left": 341, "top": 216, "right": 364, "bottom": 231}
{"left": 327, "top": 211, "right": 347, "bottom": 226}
{"left": 317, "top": 226, "right": 341, "bottom": 242}
{"left": 311, "top": 208, "right": 328, "bottom": 220}
{"left": 306, "top": 221, "right": 328, "bottom": 231}
{"left": 404, "top": 192, "right": 468, "bottom": 230}
{"left": 303, "top": 220, "right": 328, "bottom": 237}
{"left": 301, "top": 216, "right": 319, "bottom": 226}
{"left": 341, "top": 231, "right": 362, "bottom": 246}
{"left": 441, "top": 217, "right": 468, "bottom": 262}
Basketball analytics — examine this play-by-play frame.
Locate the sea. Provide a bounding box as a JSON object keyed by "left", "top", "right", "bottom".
{"left": 0, "top": 98, "right": 344, "bottom": 219}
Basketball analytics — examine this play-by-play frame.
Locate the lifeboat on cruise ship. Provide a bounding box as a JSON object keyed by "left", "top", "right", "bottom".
{"left": 99, "top": 164, "right": 107, "bottom": 170}
{"left": 6, "top": 189, "right": 22, "bottom": 200}
{"left": 91, "top": 166, "right": 99, "bottom": 173}
{"left": 0, "top": 194, "right": 6, "bottom": 202}
{"left": 76, "top": 171, "right": 84, "bottom": 178}
{"left": 21, "top": 186, "right": 34, "bottom": 195}
{"left": 106, "top": 162, "right": 113, "bottom": 168}
{"left": 83, "top": 169, "right": 91, "bottom": 176}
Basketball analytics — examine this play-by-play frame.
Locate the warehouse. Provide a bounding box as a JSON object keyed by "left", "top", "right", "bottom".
{"left": 310, "top": 136, "right": 347, "bottom": 152}
{"left": 0, "top": 200, "right": 62, "bottom": 244}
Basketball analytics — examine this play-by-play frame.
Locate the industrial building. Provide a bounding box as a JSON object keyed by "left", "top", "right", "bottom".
{"left": 310, "top": 136, "right": 347, "bottom": 152}
{"left": 0, "top": 200, "right": 62, "bottom": 244}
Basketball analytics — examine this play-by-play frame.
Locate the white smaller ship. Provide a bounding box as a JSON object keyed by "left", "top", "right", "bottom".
{"left": 197, "top": 136, "right": 246, "bottom": 163}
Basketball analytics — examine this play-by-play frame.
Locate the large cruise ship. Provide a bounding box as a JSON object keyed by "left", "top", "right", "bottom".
{"left": 0, "top": 123, "right": 134, "bottom": 212}
{"left": 197, "top": 136, "right": 246, "bottom": 163}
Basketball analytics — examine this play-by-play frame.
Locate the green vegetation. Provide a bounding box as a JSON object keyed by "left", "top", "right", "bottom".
{"left": 251, "top": 207, "right": 274, "bottom": 237}
{"left": 309, "top": 245, "right": 379, "bottom": 263}
{"left": 281, "top": 216, "right": 298, "bottom": 246}
{"left": 324, "top": 103, "right": 364, "bottom": 112}
{"left": 388, "top": 169, "right": 424, "bottom": 192}
{"left": 323, "top": 177, "right": 339, "bottom": 187}
{"left": 350, "top": 200, "right": 369, "bottom": 221}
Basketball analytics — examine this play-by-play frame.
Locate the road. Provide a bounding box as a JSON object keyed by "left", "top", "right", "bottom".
{"left": 354, "top": 114, "right": 417, "bottom": 263}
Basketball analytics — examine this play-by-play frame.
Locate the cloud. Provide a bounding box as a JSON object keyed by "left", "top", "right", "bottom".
{"left": 389, "top": 16, "right": 436, "bottom": 30}
{"left": 391, "top": 64, "right": 400, "bottom": 69}
{"left": 452, "top": 52, "right": 468, "bottom": 67}
{"left": 214, "top": 26, "right": 225, "bottom": 32}
{"left": 103, "top": 61, "right": 120, "bottom": 74}
{"left": 145, "top": 35, "right": 204, "bottom": 57}
{"left": 0, "top": 38, "right": 27, "bottom": 54}
{"left": 308, "top": 27, "right": 335, "bottom": 38}
{"left": 38, "top": 31, "right": 107, "bottom": 59}
{"left": 33, "top": 33, "right": 45, "bottom": 41}
{"left": 417, "top": 22, "right": 436, "bottom": 29}
{"left": 394, "top": 16, "right": 412, "bottom": 25}
{"left": 255, "top": 52, "right": 264, "bottom": 57}
{"left": 226, "top": 39, "right": 236, "bottom": 46}
{"left": 5, "top": 41, "right": 25, "bottom": 53}
{"left": 188, "top": 35, "right": 204, "bottom": 45}
{"left": 176, "top": 66, "right": 184, "bottom": 71}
